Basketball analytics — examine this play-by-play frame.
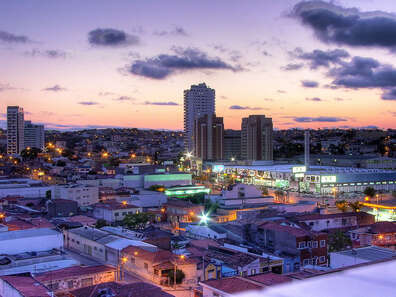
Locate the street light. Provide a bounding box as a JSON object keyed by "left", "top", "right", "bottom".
{"left": 199, "top": 213, "right": 210, "bottom": 225}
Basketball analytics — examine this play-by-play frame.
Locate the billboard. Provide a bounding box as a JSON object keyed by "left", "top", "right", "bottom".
{"left": 212, "top": 165, "right": 225, "bottom": 173}
{"left": 292, "top": 166, "right": 306, "bottom": 173}
{"left": 321, "top": 175, "right": 337, "bottom": 183}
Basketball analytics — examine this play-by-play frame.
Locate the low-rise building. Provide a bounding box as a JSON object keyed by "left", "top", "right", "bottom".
{"left": 122, "top": 246, "right": 198, "bottom": 287}
{"left": 34, "top": 265, "right": 116, "bottom": 292}
{"left": 0, "top": 275, "right": 52, "bottom": 297}
{"left": 0, "top": 228, "right": 63, "bottom": 255}
{"left": 164, "top": 199, "right": 204, "bottom": 224}
{"left": 350, "top": 222, "right": 396, "bottom": 250}
{"left": 256, "top": 222, "right": 328, "bottom": 267}
{"left": 92, "top": 200, "right": 142, "bottom": 223}
{"left": 52, "top": 184, "right": 99, "bottom": 207}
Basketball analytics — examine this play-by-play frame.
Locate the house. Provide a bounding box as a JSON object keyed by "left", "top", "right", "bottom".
{"left": 0, "top": 275, "right": 52, "bottom": 297}
{"left": 34, "top": 265, "right": 116, "bottom": 292}
{"left": 164, "top": 199, "right": 204, "bottom": 224}
{"left": 200, "top": 273, "right": 292, "bottom": 297}
{"left": 64, "top": 226, "right": 156, "bottom": 265}
{"left": 350, "top": 221, "right": 396, "bottom": 250}
{"left": 92, "top": 200, "right": 142, "bottom": 223}
{"left": 292, "top": 212, "right": 375, "bottom": 232}
{"left": 47, "top": 199, "right": 78, "bottom": 217}
{"left": 122, "top": 246, "right": 198, "bottom": 287}
{"left": 65, "top": 281, "right": 174, "bottom": 297}
{"left": 256, "top": 222, "right": 328, "bottom": 267}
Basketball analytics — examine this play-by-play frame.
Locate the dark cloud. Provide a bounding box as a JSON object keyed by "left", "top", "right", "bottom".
{"left": 306, "top": 97, "right": 323, "bottom": 101}
{"left": 229, "top": 105, "right": 263, "bottom": 110}
{"left": 294, "top": 116, "right": 347, "bottom": 123}
{"left": 129, "top": 47, "right": 237, "bottom": 79}
{"left": 282, "top": 63, "right": 304, "bottom": 71}
{"left": 293, "top": 1, "right": 396, "bottom": 50}
{"left": 144, "top": 101, "right": 179, "bottom": 106}
{"left": 301, "top": 80, "right": 319, "bottom": 88}
{"left": 78, "top": 101, "right": 99, "bottom": 106}
{"left": 25, "top": 49, "right": 67, "bottom": 58}
{"left": 153, "top": 26, "right": 188, "bottom": 36}
{"left": 113, "top": 96, "right": 134, "bottom": 101}
{"left": 381, "top": 88, "right": 396, "bottom": 100}
{"left": 42, "top": 85, "right": 66, "bottom": 92}
{"left": 0, "top": 30, "right": 31, "bottom": 43}
{"left": 293, "top": 48, "right": 349, "bottom": 69}
{"left": 88, "top": 28, "right": 139, "bottom": 47}
{"left": 329, "top": 56, "right": 396, "bottom": 90}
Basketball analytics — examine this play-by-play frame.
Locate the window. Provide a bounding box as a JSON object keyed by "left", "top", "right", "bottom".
{"left": 307, "top": 241, "right": 312, "bottom": 248}
{"left": 312, "top": 241, "right": 318, "bottom": 248}
{"left": 319, "top": 256, "right": 326, "bottom": 263}
{"left": 251, "top": 269, "right": 256, "bottom": 275}
{"left": 48, "top": 282, "right": 59, "bottom": 290}
{"left": 298, "top": 241, "right": 306, "bottom": 249}
{"left": 320, "top": 240, "right": 326, "bottom": 247}
{"left": 213, "top": 293, "right": 220, "bottom": 297}
{"left": 303, "top": 259, "right": 310, "bottom": 266}
{"left": 130, "top": 257, "right": 135, "bottom": 264}
{"left": 115, "top": 212, "right": 119, "bottom": 216}
{"left": 144, "top": 262, "right": 148, "bottom": 271}
{"left": 82, "top": 278, "right": 93, "bottom": 287}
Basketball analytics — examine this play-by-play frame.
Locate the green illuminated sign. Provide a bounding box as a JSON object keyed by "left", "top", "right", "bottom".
{"left": 321, "top": 176, "right": 337, "bottom": 183}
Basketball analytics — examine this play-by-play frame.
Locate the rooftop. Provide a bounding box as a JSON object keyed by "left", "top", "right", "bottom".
{"left": 34, "top": 265, "right": 115, "bottom": 283}
{"left": 0, "top": 276, "right": 50, "bottom": 297}
{"left": 335, "top": 246, "right": 396, "bottom": 261}
{"left": 0, "top": 227, "right": 59, "bottom": 241}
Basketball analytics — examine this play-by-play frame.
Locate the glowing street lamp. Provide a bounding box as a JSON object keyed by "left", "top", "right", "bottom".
{"left": 199, "top": 213, "right": 210, "bottom": 225}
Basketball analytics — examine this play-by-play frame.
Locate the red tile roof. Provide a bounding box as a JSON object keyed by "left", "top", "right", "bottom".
{"left": 0, "top": 276, "right": 50, "bottom": 297}
{"left": 69, "top": 281, "right": 174, "bottom": 297}
{"left": 34, "top": 265, "right": 115, "bottom": 283}
{"left": 258, "top": 222, "right": 322, "bottom": 237}
{"left": 369, "top": 222, "right": 396, "bottom": 233}
{"left": 5, "top": 217, "right": 54, "bottom": 231}
{"left": 123, "top": 246, "right": 197, "bottom": 265}
{"left": 202, "top": 277, "right": 264, "bottom": 294}
{"left": 94, "top": 200, "right": 140, "bottom": 210}
{"left": 247, "top": 273, "right": 292, "bottom": 286}
{"left": 66, "top": 215, "right": 97, "bottom": 225}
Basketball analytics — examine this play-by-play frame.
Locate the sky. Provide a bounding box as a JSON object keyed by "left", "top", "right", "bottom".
{"left": 0, "top": 0, "right": 396, "bottom": 131}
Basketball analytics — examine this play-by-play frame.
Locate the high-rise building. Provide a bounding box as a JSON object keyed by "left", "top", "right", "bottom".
{"left": 184, "top": 83, "right": 215, "bottom": 152}
{"left": 224, "top": 129, "right": 241, "bottom": 160}
{"left": 7, "top": 106, "right": 24, "bottom": 154}
{"left": 194, "top": 114, "right": 224, "bottom": 161}
{"left": 24, "top": 121, "right": 45, "bottom": 150}
{"left": 241, "top": 115, "right": 273, "bottom": 161}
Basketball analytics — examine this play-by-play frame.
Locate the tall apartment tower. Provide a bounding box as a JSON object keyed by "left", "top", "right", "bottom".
{"left": 184, "top": 83, "right": 215, "bottom": 152}
{"left": 24, "top": 121, "right": 45, "bottom": 150}
{"left": 304, "top": 130, "right": 310, "bottom": 170}
{"left": 241, "top": 115, "right": 273, "bottom": 161}
{"left": 7, "top": 106, "right": 24, "bottom": 154}
{"left": 194, "top": 114, "right": 224, "bottom": 161}
{"left": 224, "top": 129, "right": 241, "bottom": 160}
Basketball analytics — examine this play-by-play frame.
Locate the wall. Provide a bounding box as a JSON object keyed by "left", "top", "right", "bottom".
{"left": 0, "top": 279, "right": 23, "bottom": 297}
{"left": 0, "top": 233, "right": 63, "bottom": 254}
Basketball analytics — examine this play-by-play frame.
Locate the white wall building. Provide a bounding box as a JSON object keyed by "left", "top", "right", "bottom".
{"left": 52, "top": 184, "right": 99, "bottom": 207}
{"left": 184, "top": 83, "right": 215, "bottom": 152}
{"left": 0, "top": 228, "right": 63, "bottom": 254}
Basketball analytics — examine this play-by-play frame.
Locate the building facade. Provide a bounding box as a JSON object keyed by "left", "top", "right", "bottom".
{"left": 224, "top": 129, "right": 241, "bottom": 161}
{"left": 7, "top": 106, "right": 24, "bottom": 154}
{"left": 24, "top": 120, "right": 45, "bottom": 150}
{"left": 184, "top": 83, "right": 215, "bottom": 152}
{"left": 241, "top": 115, "right": 273, "bottom": 161}
{"left": 194, "top": 114, "right": 224, "bottom": 161}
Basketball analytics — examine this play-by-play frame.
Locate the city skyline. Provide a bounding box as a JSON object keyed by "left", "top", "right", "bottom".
{"left": 1, "top": 0, "right": 396, "bottom": 131}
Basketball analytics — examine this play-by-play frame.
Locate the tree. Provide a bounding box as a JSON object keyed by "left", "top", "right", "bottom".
{"left": 261, "top": 187, "right": 269, "bottom": 196}
{"left": 274, "top": 190, "right": 285, "bottom": 203}
{"left": 168, "top": 269, "right": 185, "bottom": 285}
{"left": 349, "top": 201, "right": 362, "bottom": 212}
{"left": 328, "top": 230, "right": 352, "bottom": 252}
{"left": 335, "top": 200, "right": 348, "bottom": 213}
{"left": 45, "top": 190, "right": 52, "bottom": 200}
{"left": 20, "top": 147, "right": 41, "bottom": 161}
{"left": 95, "top": 219, "right": 108, "bottom": 229}
{"left": 364, "top": 187, "right": 376, "bottom": 198}
{"left": 122, "top": 213, "right": 153, "bottom": 230}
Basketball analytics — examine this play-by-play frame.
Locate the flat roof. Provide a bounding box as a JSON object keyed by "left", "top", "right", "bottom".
{"left": 0, "top": 228, "right": 59, "bottom": 241}
{"left": 336, "top": 246, "right": 396, "bottom": 261}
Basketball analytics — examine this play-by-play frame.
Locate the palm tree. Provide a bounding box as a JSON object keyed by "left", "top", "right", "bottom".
{"left": 349, "top": 201, "right": 361, "bottom": 212}
{"left": 335, "top": 200, "right": 348, "bottom": 212}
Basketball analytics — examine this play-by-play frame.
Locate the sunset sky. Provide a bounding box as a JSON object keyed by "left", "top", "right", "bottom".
{"left": 1, "top": 0, "right": 395, "bottom": 130}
